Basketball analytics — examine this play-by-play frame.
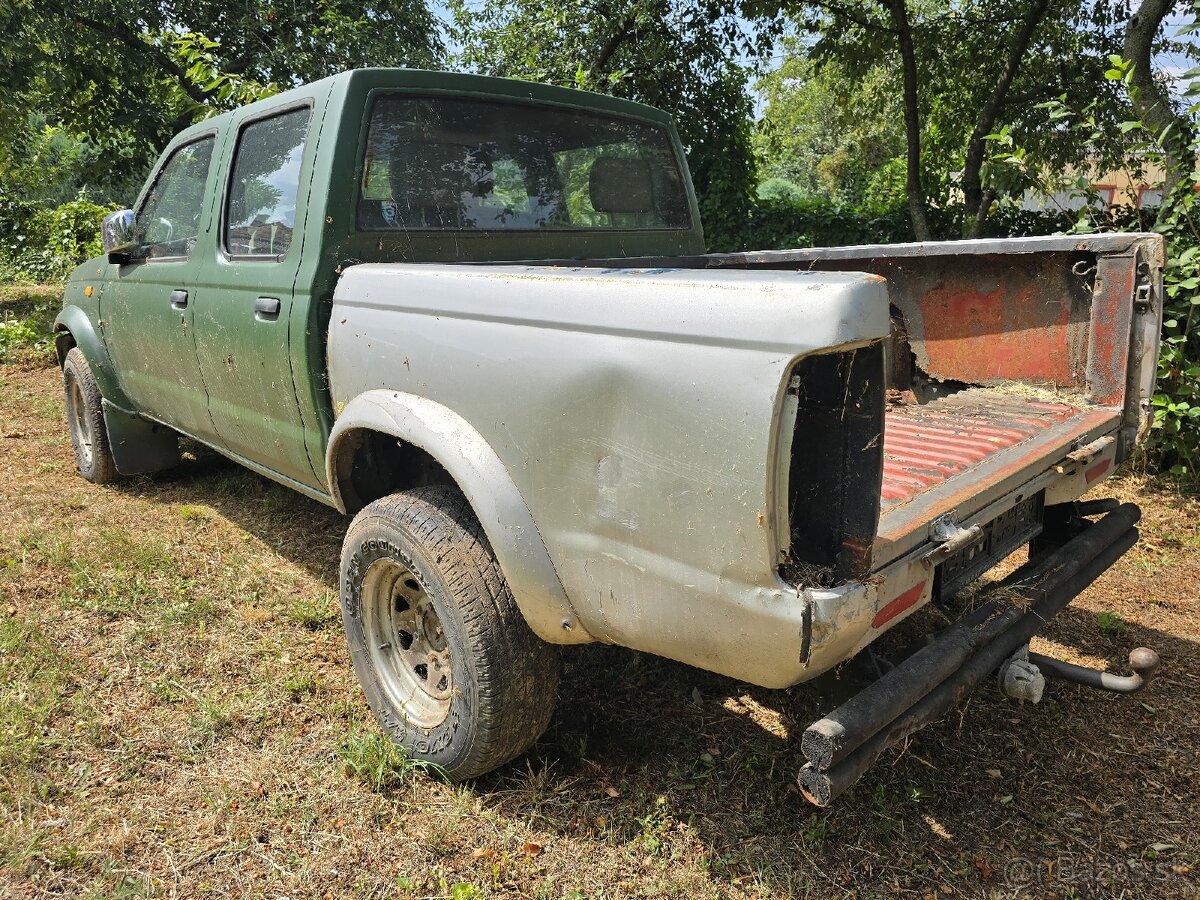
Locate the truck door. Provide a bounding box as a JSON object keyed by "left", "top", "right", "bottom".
{"left": 102, "top": 135, "right": 218, "bottom": 438}
{"left": 192, "top": 104, "right": 320, "bottom": 488}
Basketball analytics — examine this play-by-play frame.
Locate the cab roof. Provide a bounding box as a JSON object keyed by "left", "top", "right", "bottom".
{"left": 171, "top": 68, "right": 677, "bottom": 147}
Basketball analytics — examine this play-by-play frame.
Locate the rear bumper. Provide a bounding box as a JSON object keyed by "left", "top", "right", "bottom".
{"left": 798, "top": 502, "right": 1144, "bottom": 806}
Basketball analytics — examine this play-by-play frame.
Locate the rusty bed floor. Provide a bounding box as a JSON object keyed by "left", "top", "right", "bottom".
{"left": 875, "top": 387, "right": 1121, "bottom": 563}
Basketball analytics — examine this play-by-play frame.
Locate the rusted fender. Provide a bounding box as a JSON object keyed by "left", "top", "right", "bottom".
{"left": 326, "top": 389, "right": 591, "bottom": 645}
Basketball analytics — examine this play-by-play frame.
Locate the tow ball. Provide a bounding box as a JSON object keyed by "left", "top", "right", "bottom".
{"left": 998, "top": 644, "right": 1161, "bottom": 703}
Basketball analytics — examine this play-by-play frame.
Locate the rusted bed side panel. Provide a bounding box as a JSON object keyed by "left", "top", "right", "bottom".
{"left": 1088, "top": 250, "right": 1139, "bottom": 407}
{"left": 719, "top": 250, "right": 1097, "bottom": 392}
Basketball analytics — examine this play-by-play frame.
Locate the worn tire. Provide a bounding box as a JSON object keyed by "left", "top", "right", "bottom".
{"left": 340, "top": 485, "right": 559, "bottom": 780}
{"left": 63, "top": 347, "right": 119, "bottom": 484}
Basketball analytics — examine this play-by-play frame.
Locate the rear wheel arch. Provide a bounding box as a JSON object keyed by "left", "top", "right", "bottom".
{"left": 326, "top": 390, "right": 590, "bottom": 645}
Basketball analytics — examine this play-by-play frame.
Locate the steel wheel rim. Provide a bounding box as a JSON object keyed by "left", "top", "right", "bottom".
{"left": 67, "top": 374, "right": 94, "bottom": 468}
{"left": 361, "top": 557, "right": 452, "bottom": 729}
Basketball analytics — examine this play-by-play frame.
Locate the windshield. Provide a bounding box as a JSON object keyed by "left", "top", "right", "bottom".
{"left": 357, "top": 94, "right": 692, "bottom": 232}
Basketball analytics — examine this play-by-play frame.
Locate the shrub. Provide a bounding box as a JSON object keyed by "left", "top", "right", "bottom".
{"left": 0, "top": 195, "right": 115, "bottom": 283}
{"left": 1140, "top": 187, "right": 1200, "bottom": 477}
{"left": 736, "top": 196, "right": 1078, "bottom": 251}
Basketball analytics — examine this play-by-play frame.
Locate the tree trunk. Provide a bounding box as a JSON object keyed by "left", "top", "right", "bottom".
{"left": 961, "top": 0, "right": 1053, "bottom": 237}
{"left": 590, "top": 11, "right": 639, "bottom": 82}
{"left": 1125, "top": 0, "right": 1194, "bottom": 212}
{"left": 883, "top": 0, "right": 931, "bottom": 241}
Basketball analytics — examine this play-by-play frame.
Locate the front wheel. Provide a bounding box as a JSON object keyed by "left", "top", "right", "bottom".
{"left": 63, "top": 347, "right": 118, "bottom": 484}
{"left": 340, "top": 485, "right": 559, "bottom": 780}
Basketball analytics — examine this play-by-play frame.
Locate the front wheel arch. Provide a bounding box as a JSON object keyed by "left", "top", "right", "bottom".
{"left": 54, "top": 329, "right": 77, "bottom": 368}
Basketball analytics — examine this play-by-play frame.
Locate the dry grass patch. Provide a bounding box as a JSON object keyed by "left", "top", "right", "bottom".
{"left": 0, "top": 291, "right": 1198, "bottom": 897}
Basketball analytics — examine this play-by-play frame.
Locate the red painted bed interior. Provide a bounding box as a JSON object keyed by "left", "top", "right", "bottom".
{"left": 880, "top": 389, "right": 1081, "bottom": 508}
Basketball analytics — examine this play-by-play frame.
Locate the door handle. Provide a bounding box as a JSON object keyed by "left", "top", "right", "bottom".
{"left": 170, "top": 289, "right": 188, "bottom": 309}
{"left": 254, "top": 296, "right": 282, "bottom": 320}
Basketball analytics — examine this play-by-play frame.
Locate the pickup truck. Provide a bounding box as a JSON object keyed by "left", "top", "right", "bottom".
{"left": 56, "top": 69, "right": 1164, "bottom": 804}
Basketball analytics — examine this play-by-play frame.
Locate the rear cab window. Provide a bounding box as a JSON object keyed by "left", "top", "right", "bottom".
{"left": 356, "top": 95, "right": 691, "bottom": 232}
{"left": 136, "top": 138, "right": 216, "bottom": 259}
{"left": 224, "top": 106, "right": 313, "bottom": 259}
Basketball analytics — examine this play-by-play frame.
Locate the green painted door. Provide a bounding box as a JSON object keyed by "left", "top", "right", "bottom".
{"left": 192, "top": 104, "right": 319, "bottom": 488}
{"left": 103, "top": 136, "right": 219, "bottom": 438}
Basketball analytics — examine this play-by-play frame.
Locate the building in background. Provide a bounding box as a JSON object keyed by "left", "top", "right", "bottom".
{"left": 1021, "top": 159, "right": 1177, "bottom": 212}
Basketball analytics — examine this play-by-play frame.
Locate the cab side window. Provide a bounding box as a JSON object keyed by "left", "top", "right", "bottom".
{"left": 224, "top": 107, "right": 312, "bottom": 259}
{"left": 137, "top": 138, "right": 215, "bottom": 259}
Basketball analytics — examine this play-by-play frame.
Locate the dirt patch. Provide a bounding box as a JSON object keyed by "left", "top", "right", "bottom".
{"left": 1, "top": 356, "right": 1198, "bottom": 898}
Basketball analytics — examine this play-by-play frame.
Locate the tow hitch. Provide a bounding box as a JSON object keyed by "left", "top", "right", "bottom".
{"left": 798, "top": 501, "right": 1160, "bottom": 807}
{"left": 999, "top": 645, "right": 1160, "bottom": 698}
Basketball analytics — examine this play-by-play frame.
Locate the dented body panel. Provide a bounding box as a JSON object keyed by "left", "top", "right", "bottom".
{"left": 328, "top": 265, "right": 891, "bottom": 686}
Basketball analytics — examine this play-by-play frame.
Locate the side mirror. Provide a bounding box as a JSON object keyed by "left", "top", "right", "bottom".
{"left": 101, "top": 209, "right": 140, "bottom": 262}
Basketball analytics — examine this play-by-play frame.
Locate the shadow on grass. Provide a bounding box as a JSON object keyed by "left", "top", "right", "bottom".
{"left": 114, "top": 452, "right": 1200, "bottom": 894}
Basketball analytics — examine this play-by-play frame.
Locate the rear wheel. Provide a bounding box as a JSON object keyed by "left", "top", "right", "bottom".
{"left": 63, "top": 347, "right": 118, "bottom": 484}
{"left": 340, "top": 485, "right": 559, "bottom": 780}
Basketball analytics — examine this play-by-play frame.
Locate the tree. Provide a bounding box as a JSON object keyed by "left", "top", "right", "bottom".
{"left": 1125, "top": 0, "right": 1196, "bottom": 203}
{"left": 777, "top": 0, "right": 1143, "bottom": 237}
{"left": 451, "top": 0, "right": 777, "bottom": 250}
{"left": 957, "top": 0, "right": 1052, "bottom": 237}
{"left": 0, "top": 0, "right": 442, "bottom": 200}
{"left": 753, "top": 49, "right": 905, "bottom": 206}
{"left": 771, "top": 1, "right": 934, "bottom": 237}
{"left": 884, "top": 0, "right": 931, "bottom": 239}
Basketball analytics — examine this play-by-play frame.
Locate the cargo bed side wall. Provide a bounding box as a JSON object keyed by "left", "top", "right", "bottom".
{"left": 795, "top": 252, "right": 1097, "bottom": 397}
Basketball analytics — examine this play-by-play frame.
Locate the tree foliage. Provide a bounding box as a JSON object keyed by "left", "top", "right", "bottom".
{"left": 0, "top": 0, "right": 442, "bottom": 200}
{"left": 766, "top": 0, "right": 1160, "bottom": 236}
{"left": 753, "top": 47, "right": 905, "bottom": 206}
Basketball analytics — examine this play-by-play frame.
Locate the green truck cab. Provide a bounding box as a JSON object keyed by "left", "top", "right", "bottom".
{"left": 57, "top": 69, "right": 1165, "bottom": 802}
{"left": 59, "top": 69, "right": 702, "bottom": 493}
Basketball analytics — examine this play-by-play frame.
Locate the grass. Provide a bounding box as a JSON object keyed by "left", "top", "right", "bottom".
{"left": 1, "top": 286, "right": 1199, "bottom": 897}
{"left": 337, "top": 727, "right": 439, "bottom": 792}
{"left": 287, "top": 591, "right": 340, "bottom": 630}
{"left": 1097, "top": 610, "right": 1129, "bottom": 637}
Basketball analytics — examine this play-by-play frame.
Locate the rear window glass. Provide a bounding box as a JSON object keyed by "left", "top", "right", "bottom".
{"left": 357, "top": 95, "right": 691, "bottom": 231}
